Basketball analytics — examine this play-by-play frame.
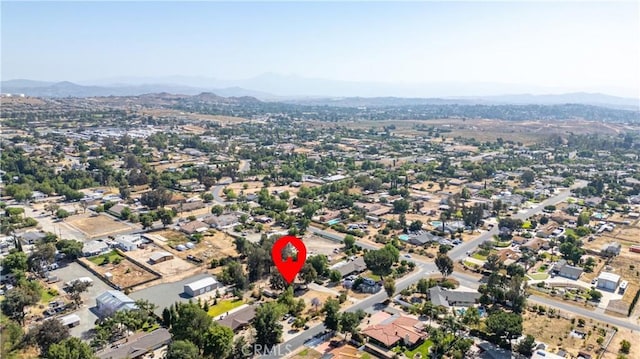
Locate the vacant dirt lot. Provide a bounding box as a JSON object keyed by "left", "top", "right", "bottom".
{"left": 303, "top": 234, "right": 341, "bottom": 258}
{"left": 66, "top": 214, "right": 135, "bottom": 239}
{"left": 80, "top": 256, "right": 158, "bottom": 289}
{"left": 601, "top": 327, "right": 640, "bottom": 359}
{"left": 125, "top": 243, "right": 195, "bottom": 277}
{"left": 149, "top": 229, "right": 238, "bottom": 263}
{"left": 523, "top": 309, "right": 613, "bottom": 359}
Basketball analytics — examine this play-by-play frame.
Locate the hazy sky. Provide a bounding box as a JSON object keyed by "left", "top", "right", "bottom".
{"left": 2, "top": 1, "right": 639, "bottom": 96}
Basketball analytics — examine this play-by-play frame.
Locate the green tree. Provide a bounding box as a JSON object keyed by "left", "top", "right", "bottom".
{"left": 300, "top": 262, "right": 318, "bottom": 284}
{"left": 383, "top": 277, "right": 396, "bottom": 298}
{"left": 220, "top": 261, "right": 248, "bottom": 290}
{"left": 343, "top": 235, "right": 356, "bottom": 249}
{"left": 307, "top": 255, "right": 329, "bottom": 277}
{"left": 520, "top": 170, "right": 535, "bottom": 186}
{"left": 329, "top": 269, "right": 342, "bottom": 283}
{"left": 253, "top": 301, "right": 285, "bottom": 348}
{"left": 168, "top": 302, "right": 212, "bottom": 350}
{"left": 1, "top": 286, "right": 40, "bottom": 324}
{"left": 340, "top": 310, "right": 365, "bottom": 340}
{"left": 47, "top": 337, "right": 96, "bottom": 359}
{"left": 55, "top": 208, "right": 70, "bottom": 219}
{"left": 1, "top": 251, "right": 28, "bottom": 275}
{"left": 620, "top": 339, "right": 631, "bottom": 354}
{"left": 409, "top": 220, "right": 423, "bottom": 232}
{"left": 55, "top": 239, "right": 83, "bottom": 260}
{"left": 485, "top": 310, "right": 523, "bottom": 346}
{"left": 30, "top": 318, "right": 70, "bottom": 353}
{"left": 165, "top": 340, "right": 200, "bottom": 359}
{"left": 393, "top": 199, "right": 410, "bottom": 213}
{"left": 516, "top": 334, "right": 536, "bottom": 357}
{"left": 323, "top": 298, "right": 341, "bottom": 332}
{"left": 435, "top": 254, "right": 454, "bottom": 278}
{"left": 203, "top": 323, "right": 234, "bottom": 358}
{"left": 364, "top": 246, "right": 398, "bottom": 277}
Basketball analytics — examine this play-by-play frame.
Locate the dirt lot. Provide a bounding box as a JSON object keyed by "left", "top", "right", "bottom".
{"left": 65, "top": 214, "right": 135, "bottom": 239}
{"left": 80, "top": 256, "right": 158, "bottom": 289}
{"left": 150, "top": 229, "right": 239, "bottom": 262}
{"left": 601, "top": 327, "right": 640, "bottom": 359}
{"left": 302, "top": 234, "right": 342, "bottom": 258}
{"left": 125, "top": 243, "right": 195, "bottom": 277}
{"left": 523, "top": 308, "right": 615, "bottom": 358}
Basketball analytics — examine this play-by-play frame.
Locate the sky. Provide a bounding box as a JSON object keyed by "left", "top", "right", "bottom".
{"left": 1, "top": 1, "right": 639, "bottom": 97}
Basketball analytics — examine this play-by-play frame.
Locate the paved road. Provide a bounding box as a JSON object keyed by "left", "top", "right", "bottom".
{"left": 260, "top": 180, "right": 594, "bottom": 358}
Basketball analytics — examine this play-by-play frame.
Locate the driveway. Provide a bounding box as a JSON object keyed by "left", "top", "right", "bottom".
{"left": 49, "top": 261, "right": 113, "bottom": 339}
{"left": 129, "top": 273, "right": 213, "bottom": 316}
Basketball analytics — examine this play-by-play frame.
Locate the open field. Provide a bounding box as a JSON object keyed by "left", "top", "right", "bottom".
{"left": 125, "top": 243, "right": 195, "bottom": 277}
{"left": 523, "top": 308, "right": 615, "bottom": 359}
{"left": 302, "top": 234, "right": 342, "bottom": 258}
{"left": 149, "top": 229, "right": 239, "bottom": 263}
{"left": 601, "top": 327, "right": 640, "bottom": 359}
{"left": 307, "top": 118, "right": 634, "bottom": 145}
{"left": 80, "top": 255, "right": 158, "bottom": 289}
{"left": 65, "top": 214, "right": 135, "bottom": 238}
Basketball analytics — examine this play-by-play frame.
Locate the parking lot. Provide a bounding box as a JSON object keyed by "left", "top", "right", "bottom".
{"left": 50, "top": 261, "right": 113, "bottom": 338}
{"left": 129, "top": 273, "right": 214, "bottom": 316}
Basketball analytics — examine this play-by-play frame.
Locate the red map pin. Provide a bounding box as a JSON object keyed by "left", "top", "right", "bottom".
{"left": 271, "top": 235, "right": 307, "bottom": 284}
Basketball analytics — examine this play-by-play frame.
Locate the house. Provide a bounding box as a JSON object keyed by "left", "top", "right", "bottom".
{"left": 96, "top": 328, "right": 171, "bottom": 359}
{"left": 107, "top": 204, "right": 129, "bottom": 218}
{"left": 114, "top": 234, "right": 142, "bottom": 251}
{"left": 184, "top": 276, "right": 220, "bottom": 297}
{"left": 96, "top": 290, "right": 137, "bottom": 317}
{"left": 217, "top": 305, "right": 256, "bottom": 332}
{"left": 149, "top": 251, "right": 173, "bottom": 264}
{"left": 170, "top": 200, "right": 206, "bottom": 213}
{"left": 521, "top": 238, "right": 547, "bottom": 252}
{"left": 552, "top": 260, "right": 583, "bottom": 280}
{"left": 18, "top": 231, "right": 46, "bottom": 245}
{"left": 82, "top": 240, "right": 110, "bottom": 257}
{"left": 180, "top": 220, "right": 209, "bottom": 235}
{"left": 203, "top": 214, "right": 240, "bottom": 229}
{"left": 429, "top": 286, "right": 480, "bottom": 308}
{"left": 361, "top": 315, "right": 426, "bottom": 349}
{"left": 408, "top": 232, "right": 442, "bottom": 246}
{"left": 597, "top": 272, "right": 620, "bottom": 291}
{"left": 332, "top": 257, "right": 367, "bottom": 278}
{"left": 600, "top": 242, "right": 621, "bottom": 257}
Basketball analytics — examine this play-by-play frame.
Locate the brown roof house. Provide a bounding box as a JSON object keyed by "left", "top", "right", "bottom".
{"left": 179, "top": 220, "right": 209, "bottom": 235}
{"left": 362, "top": 315, "right": 427, "bottom": 349}
{"left": 217, "top": 305, "right": 257, "bottom": 332}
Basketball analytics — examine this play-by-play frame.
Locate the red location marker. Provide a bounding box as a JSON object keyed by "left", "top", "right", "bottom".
{"left": 271, "top": 235, "right": 307, "bottom": 284}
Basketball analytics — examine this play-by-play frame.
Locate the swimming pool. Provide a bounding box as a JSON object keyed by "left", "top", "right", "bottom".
{"left": 399, "top": 234, "right": 410, "bottom": 241}
{"left": 327, "top": 219, "right": 341, "bottom": 225}
{"left": 431, "top": 221, "right": 443, "bottom": 228}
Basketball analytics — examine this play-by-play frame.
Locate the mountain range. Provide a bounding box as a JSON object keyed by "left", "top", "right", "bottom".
{"left": 2, "top": 75, "right": 638, "bottom": 110}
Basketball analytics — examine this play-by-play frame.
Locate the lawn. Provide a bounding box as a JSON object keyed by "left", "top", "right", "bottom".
{"left": 207, "top": 299, "right": 244, "bottom": 317}
{"left": 471, "top": 253, "right": 487, "bottom": 261}
{"left": 40, "top": 288, "right": 58, "bottom": 303}
{"left": 88, "top": 250, "right": 123, "bottom": 265}
{"left": 364, "top": 272, "right": 382, "bottom": 281}
{"left": 403, "top": 339, "right": 433, "bottom": 358}
{"left": 528, "top": 273, "right": 549, "bottom": 280}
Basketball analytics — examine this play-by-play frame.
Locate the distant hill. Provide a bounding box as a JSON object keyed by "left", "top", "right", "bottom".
{"left": 0, "top": 80, "right": 273, "bottom": 99}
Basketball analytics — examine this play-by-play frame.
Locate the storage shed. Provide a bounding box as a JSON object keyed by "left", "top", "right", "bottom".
{"left": 184, "top": 276, "right": 219, "bottom": 297}
{"left": 596, "top": 272, "right": 621, "bottom": 291}
{"left": 149, "top": 251, "right": 174, "bottom": 264}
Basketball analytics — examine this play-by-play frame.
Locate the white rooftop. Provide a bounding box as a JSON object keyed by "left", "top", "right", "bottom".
{"left": 598, "top": 271, "right": 621, "bottom": 283}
